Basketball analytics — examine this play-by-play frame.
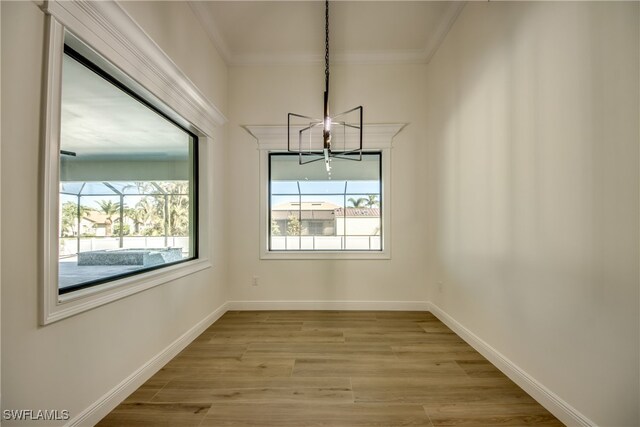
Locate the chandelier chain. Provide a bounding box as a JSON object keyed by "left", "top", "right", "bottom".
{"left": 325, "top": 0, "right": 329, "bottom": 92}
{"left": 287, "top": 0, "right": 363, "bottom": 168}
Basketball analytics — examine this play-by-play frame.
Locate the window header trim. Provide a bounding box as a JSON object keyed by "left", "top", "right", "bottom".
{"left": 243, "top": 124, "right": 406, "bottom": 151}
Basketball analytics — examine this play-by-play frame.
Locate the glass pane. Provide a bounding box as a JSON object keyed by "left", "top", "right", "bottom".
{"left": 299, "top": 195, "right": 342, "bottom": 250}
{"left": 58, "top": 47, "right": 197, "bottom": 293}
{"left": 270, "top": 153, "right": 379, "bottom": 181}
{"left": 79, "top": 182, "right": 118, "bottom": 196}
{"left": 345, "top": 180, "right": 380, "bottom": 194}
{"left": 298, "top": 180, "right": 347, "bottom": 194}
{"left": 342, "top": 194, "right": 381, "bottom": 250}
{"left": 126, "top": 182, "right": 164, "bottom": 195}
{"left": 269, "top": 153, "right": 381, "bottom": 252}
{"left": 60, "top": 182, "right": 84, "bottom": 195}
{"left": 271, "top": 181, "right": 299, "bottom": 195}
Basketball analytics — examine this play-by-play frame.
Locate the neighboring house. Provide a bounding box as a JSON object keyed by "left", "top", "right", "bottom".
{"left": 334, "top": 207, "right": 381, "bottom": 236}
{"left": 81, "top": 211, "right": 110, "bottom": 236}
{"left": 271, "top": 202, "right": 380, "bottom": 236}
{"left": 271, "top": 201, "right": 338, "bottom": 236}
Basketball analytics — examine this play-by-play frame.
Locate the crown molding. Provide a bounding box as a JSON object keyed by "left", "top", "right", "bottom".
{"left": 188, "top": 1, "right": 466, "bottom": 67}
{"left": 188, "top": 1, "right": 232, "bottom": 64}
{"left": 423, "top": 1, "right": 466, "bottom": 64}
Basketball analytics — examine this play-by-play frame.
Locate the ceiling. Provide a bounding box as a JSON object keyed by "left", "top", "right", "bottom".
{"left": 189, "top": 1, "right": 465, "bottom": 65}
{"left": 61, "top": 54, "right": 191, "bottom": 160}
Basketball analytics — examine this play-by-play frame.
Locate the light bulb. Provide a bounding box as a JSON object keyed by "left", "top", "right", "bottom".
{"left": 324, "top": 116, "right": 331, "bottom": 132}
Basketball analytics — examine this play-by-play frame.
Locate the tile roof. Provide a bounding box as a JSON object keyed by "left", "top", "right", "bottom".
{"left": 334, "top": 207, "right": 380, "bottom": 217}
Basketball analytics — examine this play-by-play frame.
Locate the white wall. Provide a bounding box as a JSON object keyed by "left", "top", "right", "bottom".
{"left": 425, "top": 2, "right": 639, "bottom": 426}
{"left": 0, "top": 2, "right": 228, "bottom": 425}
{"left": 227, "top": 62, "right": 431, "bottom": 304}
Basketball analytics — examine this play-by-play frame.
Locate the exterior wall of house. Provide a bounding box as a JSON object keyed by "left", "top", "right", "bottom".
{"left": 335, "top": 217, "right": 380, "bottom": 236}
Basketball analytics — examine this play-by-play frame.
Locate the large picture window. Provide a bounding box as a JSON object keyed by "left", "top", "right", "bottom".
{"left": 58, "top": 43, "right": 198, "bottom": 294}
{"left": 269, "top": 153, "right": 382, "bottom": 251}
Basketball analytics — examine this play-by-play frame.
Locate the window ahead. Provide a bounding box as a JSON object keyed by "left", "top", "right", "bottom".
{"left": 269, "top": 153, "right": 382, "bottom": 251}
{"left": 58, "top": 45, "right": 198, "bottom": 295}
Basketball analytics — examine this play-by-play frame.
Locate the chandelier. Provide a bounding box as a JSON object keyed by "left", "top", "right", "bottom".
{"left": 287, "top": 0, "right": 364, "bottom": 174}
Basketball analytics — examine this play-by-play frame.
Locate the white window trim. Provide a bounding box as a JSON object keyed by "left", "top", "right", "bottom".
{"left": 40, "top": 1, "right": 227, "bottom": 325}
{"left": 244, "top": 124, "right": 405, "bottom": 260}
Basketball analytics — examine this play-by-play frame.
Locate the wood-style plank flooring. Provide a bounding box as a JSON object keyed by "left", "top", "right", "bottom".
{"left": 98, "top": 311, "right": 563, "bottom": 426}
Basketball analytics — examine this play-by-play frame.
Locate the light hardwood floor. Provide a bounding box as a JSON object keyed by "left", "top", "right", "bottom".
{"left": 98, "top": 311, "right": 563, "bottom": 426}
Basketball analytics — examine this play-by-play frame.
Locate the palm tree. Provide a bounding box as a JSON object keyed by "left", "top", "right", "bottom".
{"left": 365, "top": 195, "right": 379, "bottom": 208}
{"left": 60, "top": 201, "right": 89, "bottom": 237}
{"left": 124, "top": 207, "right": 145, "bottom": 235}
{"left": 96, "top": 200, "right": 121, "bottom": 236}
{"left": 136, "top": 197, "right": 163, "bottom": 236}
{"left": 347, "top": 197, "right": 367, "bottom": 208}
{"left": 169, "top": 194, "right": 190, "bottom": 236}
{"left": 168, "top": 182, "right": 190, "bottom": 236}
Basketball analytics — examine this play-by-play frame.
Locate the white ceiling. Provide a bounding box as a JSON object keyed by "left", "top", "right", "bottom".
{"left": 189, "top": 1, "right": 465, "bottom": 65}
{"left": 61, "top": 54, "right": 191, "bottom": 160}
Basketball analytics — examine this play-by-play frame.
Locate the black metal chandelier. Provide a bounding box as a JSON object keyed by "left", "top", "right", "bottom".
{"left": 287, "top": 0, "right": 363, "bottom": 173}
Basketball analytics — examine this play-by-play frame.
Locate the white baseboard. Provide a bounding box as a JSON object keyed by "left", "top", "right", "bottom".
{"left": 428, "top": 302, "right": 596, "bottom": 427}
{"left": 67, "top": 302, "right": 228, "bottom": 427}
{"left": 226, "top": 300, "right": 431, "bottom": 312}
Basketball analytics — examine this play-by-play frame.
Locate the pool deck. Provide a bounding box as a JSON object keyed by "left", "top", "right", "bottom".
{"left": 59, "top": 257, "right": 146, "bottom": 289}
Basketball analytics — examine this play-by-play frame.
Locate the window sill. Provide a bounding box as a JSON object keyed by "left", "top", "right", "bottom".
{"left": 260, "top": 251, "right": 390, "bottom": 260}
{"left": 43, "top": 258, "right": 211, "bottom": 324}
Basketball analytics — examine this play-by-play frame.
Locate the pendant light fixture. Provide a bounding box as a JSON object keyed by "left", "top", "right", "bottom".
{"left": 287, "top": 0, "right": 363, "bottom": 174}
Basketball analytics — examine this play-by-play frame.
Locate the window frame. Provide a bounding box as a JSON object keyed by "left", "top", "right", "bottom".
{"left": 57, "top": 45, "right": 200, "bottom": 296}
{"left": 267, "top": 152, "right": 384, "bottom": 253}
{"left": 40, "top": 3, "right": 225, "bottom": 325}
